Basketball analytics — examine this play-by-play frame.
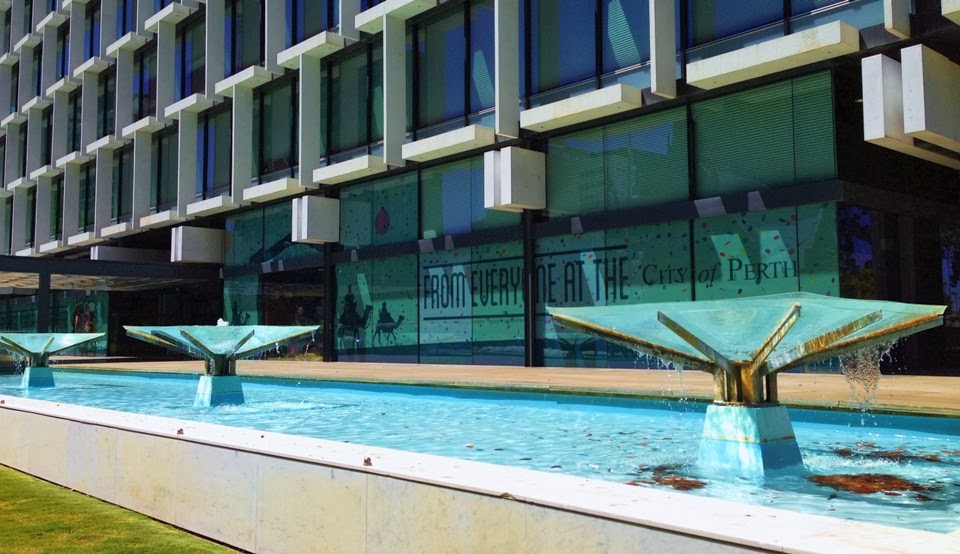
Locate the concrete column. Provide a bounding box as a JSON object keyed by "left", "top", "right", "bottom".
{"left": 298, "top": 54, "right": 321, "bottom": 181}
{"left": 80, "top": 69, "right": 97, "bottom": 147}
{"left": 39, "top": 21, "right": 56, "bottom": 96}
{"left": 25, "top": 105, "right": 41, "bottom": 174}
{"left": 155, "top": 19, "right": 174, "bottom": 116}
{"left": 340, "top": 0, "right": 360, "bottom": 40}
{"left": 50, "top": 88, "right": 69, "bottom": 161}
{"left": 93, "top": 149, "right": 112, "bottom": 232}
{"left": 176, "top": 110, "right": 197, "bottom": 217}
{"left": 264, "top": 0, "right": 284, "bottom": 73}
{"left": 0, "top": 64, "right": 10, "bottom": 123}
{"left": 5, "top": 121, "right": 23, "bottom": 182}
{"left": 18, "top": 45, "right": 34, "bottom": 107}
{"left": 61, "top": 163, "right": 79, "bottom": 236}
{"left": 136, "top": 0, "right": 153, "bottom": 33}
{"left": 67, "top": 2, "right": 85, "bottom": 74}
{"left": 130, "top": 130, "right": 151, "bottom": 225}
{"left": 100, "top": 0, "right": 117, "bottom": 56}
{"left": 114, "top": 47, "right": 134, "bottom": 129}
{"left": 231, "top": 85, "right": 252, "bottom": 199}
{"left": 382, "top": 15, "right": 405, "bottom": 168}
{"left": 205, "top": 0, "right": 224, "bottom": 95}
{"left": 9, "top": 3, "right": 23, "bottom": 49}
{"left": 35, "top": 174, "right": 51, "bottom": 246}
{"left": 495, "top": 0, "right": 519, "bottom": 137}
{"left": 650, "top": 0, "right": 677, "bottom": 99}
{"left": 10, "top": 186, "right": 25, "bottom": 251}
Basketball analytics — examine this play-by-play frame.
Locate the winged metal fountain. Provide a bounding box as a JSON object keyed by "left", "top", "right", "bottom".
{"left": 549, "top": 292, "right": 945, "bottom": 475}
{"left": 0, "top": 332, "right": 104, "bottom": 388}
{"left": 125, "top": 325, "right": 318, "bottom": 407}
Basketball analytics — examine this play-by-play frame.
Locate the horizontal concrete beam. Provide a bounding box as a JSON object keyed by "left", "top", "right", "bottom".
{"left": 520, "top": 84, "right": 644, "bottom": 133}
{"left": 687, "top": 21, "right": 860, "bottom": 90}
{"left": 402, "top": 125, "right": 496, "bottom": 162}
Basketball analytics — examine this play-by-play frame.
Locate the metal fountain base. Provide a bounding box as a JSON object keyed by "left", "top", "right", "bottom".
{"left": 697, "top": 403, "right": 803, "bottom": 476}
{"left": 194, "top": 375, "right": 245, "bottom": 408}
{"left": 21, "top": 367, "right": 55, "bottom": 388}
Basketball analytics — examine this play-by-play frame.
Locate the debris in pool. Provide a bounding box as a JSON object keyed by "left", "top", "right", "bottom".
{"left": 914, "top": 494, "right": 935, "bottom": 502}
{"left": 466, "top": 444, "right": 474, "bottom": 448}
{"left": 653, "top": 475, "right": 706, "bottom": 491}
{"left": 363, "top": 457, "right": 372, "bottom": 466}
{"left": 808, "top": 474, "right": 940, "bottom": 495}
{"left": 519, "top": 457, "right": 531, "bottom": 461}
{"left": 176, "top": 428, "right": 184, "bottom": 435}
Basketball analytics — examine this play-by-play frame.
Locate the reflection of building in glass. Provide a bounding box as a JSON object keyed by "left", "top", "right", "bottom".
{"left": 0, "top": 0, "right": 958, "bottom": 372}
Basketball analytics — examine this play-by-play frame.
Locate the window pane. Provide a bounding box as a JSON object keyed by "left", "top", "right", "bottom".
{"left": 469, "top": 0, "right": 495, "bottom": 113}
{"left": 257, "top": 79, "right": 296, "bottom": 179}
{"left": 602, "top": 0, "right": 650, "bottom": 73}
{"left": 687, "top": 0, "right": 782, "bottom": 47}
{"left": 530, "top": 0, "right": 595, "bottom": 94}
{"left": 417, "top": 6, "right": 465, "bottom": 127}
{"left": 330, "top": 48, "right": 368, "bottom": 152}
{"left": 547, "top": 127, "right": 604, "bottom": 217}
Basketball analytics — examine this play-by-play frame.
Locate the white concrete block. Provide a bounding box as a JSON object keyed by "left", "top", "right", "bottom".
{"left": 484, "top": 147, "right": 545, "bottom": 212}
{"left": 943, "top": 0, "right": 960, "bottom": 25}
{"left": 277, "top": 31, "right": 346, "bottom": 69}
{"left": 651, "top": 0, "right": 677, "bottom": 99}
{"left": 355, "top": 0, "right": 437, "bottom": 34}
{"left": 292, "top": 196, "right": 339, "bottom": 244}
{"left": 520, "top": 84, "right": 644, "bottom": 132}
{"left": 171, "top": 226, "right": 225, "bottom": 263}
{"left": 901, "top": 45, "right": 960, "bottom": 155}
{"left": 687, "top": 21, "right": 860, "bottom": 90}
{"left": 402, "top": 124, "right": 495, "bottom": 162}
{"left": 884, "top": 0, "right": 910, "bottom": 39}
{"left": 242, "top": 177, "right": 307, "bottom": 203}
{"left": 313, "top": 155, "right": 387, "bottom": 185}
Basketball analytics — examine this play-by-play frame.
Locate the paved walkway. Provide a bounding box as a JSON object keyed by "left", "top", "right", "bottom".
{"left": 53, "top": 358, "right": 960, "bottom": 417}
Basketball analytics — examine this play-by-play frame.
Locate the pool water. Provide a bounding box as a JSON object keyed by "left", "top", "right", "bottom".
{"left": 2, "top": 370, "right": 958, "bottom": 533}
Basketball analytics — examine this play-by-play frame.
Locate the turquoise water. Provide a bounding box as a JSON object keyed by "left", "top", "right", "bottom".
{"left": 1, "top": 370, "right": 958, "bottom": 533}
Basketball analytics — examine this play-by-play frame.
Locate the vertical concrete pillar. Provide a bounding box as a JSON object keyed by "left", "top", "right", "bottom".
{"left": 61, "top": 163, "right": 80, "bottom": 237}
{"left": 136, "top": 0, "right": 153, "bottom": 33}
{"left": 382, "top": 15, "right": 405, "bottom": 168}
{"left": 80, "top": 70, "right": 97, "bottom": 148}
{"left": 67, "top": 2, "right": 86, "bottom": 74}
{"left": 650, "top": 0, "right": 677, "bottom": 99}
{"left": 5, "top": 122, "right": 23, "bottom": 183}
{"left": 10, "top": 186, "right": 25, "bottom": 251}
{"left": 176, "top": 110, "right": 197, "bottom": 217}
{"left": 155, "top": 20, "right": 175, "bottom": 116}
{"left": 131, "top": 130, "right": 151, "bottom": 225}
{"left": 34, "top": 174, "right": 51, "bottom": 246}
{"left": 25, "top": 105, "right": 40, "bottom": 174}
{"left": 50, "top": 88, "right": 69, "bottom": 161}
{"left": 298, "top": 54, "right": 321, "bottom": 181}
{"left": 94, "top": 149, "right": 112, "bottom": 232}
{"left": 39, "top": 22, "right": 56, "bottom": 96}
{"left": 115, "top": 47, "right": 134, "bottom": 129}
{"left": 495, "top": 0, "right": 519, "bottom": 138}
{"left": 231, "top": 85, "right": 252, "bottom": 199}
{"left": 340, "top": 0, "right": 360, "bottom": 40}
{"left": 263, "top": 0, "right": 284, "bottom": 73}
{"left": 100, "top": 0, "right": 117, "bottom": 57}
{"left": 18, "top": 45, "right": 34, "bottom": 107}
{"left": 205, "top": 0, "right": 224, "bottom": 96}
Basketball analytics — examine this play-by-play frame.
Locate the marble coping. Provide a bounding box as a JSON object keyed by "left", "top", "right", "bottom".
{"left": 0, "top": 394, "right": 956, "bottom": 553}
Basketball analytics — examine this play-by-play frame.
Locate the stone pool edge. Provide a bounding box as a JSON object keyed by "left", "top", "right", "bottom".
{"left": 1, "top": 395, "right": 957, "bottom": 553}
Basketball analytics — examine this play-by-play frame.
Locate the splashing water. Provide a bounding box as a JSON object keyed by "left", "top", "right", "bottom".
{"left": 839, "top": 343, "right": 893, "bottom": 409}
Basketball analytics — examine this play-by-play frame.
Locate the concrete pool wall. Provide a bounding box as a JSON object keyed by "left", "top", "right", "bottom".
{"left": 1, "top": 395, "right": 958, "bottom": 553}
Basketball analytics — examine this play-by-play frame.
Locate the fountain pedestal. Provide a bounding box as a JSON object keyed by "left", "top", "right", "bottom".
{"left": 697, "top": 404, "right": 802, "bottom": 476}
{"left": 21, "top": 367, "right": 56, "bottom": 388}
{"left": 194, "top": 375, "right": 245, "bottom": 408}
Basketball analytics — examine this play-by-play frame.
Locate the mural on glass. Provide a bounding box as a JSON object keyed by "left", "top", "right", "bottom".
{"left": 336, "top": 255, "right": 418, "bottom": 362}
{"left": 537, "top": 221, "right": 691, "bottom": 367}
{"left": 419, "top": 241, "right": 525, "bottom": 365}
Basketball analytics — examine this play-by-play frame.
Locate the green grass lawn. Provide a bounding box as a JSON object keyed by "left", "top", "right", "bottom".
{"left": 0, "top": 464, "right": 236, "bottom": 553}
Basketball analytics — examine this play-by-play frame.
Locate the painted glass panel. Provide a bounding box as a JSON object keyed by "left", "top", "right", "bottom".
{"left": 421, "top": 157, "right": 518, "bottom": 238}
{"left": 340, "top": 172, "right": 418, "bottom": 249}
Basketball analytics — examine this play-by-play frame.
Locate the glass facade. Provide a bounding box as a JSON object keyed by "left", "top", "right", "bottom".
{"left": 55, "top": 22, "right": 69, "bottom": 81}
{"left": 116, "top": 0, "right": 135, "bottom": 38}
{"left": 112, "top": 145, "right": 133, "bottom": 223}
{"left": 175, "top": 14, "right": 205, "bottom": 101}
{"left": 252, "top": 76, "right": 297, "bottom": 182}
{"left": 411, "top": 0, "right": 494, "bottom": 132}
{"left": 49, "top": 174, "right": 63, "bottom": 241}
{"left": 24, "top": 186, "right": 35, "bottom": 247}
{"left": 40, "top": 106, "right": 52, "bottom": 166}
{"left": 196, "top": 104, "right": 232, "bottom": 200}
{"left": 133, "top": 45, "right": 157, "bottom": 120}
{"left": 150, "top": 127, "right": 177, "bottom": 212}
{"left": 285, "top": 0, "right": 336, "bottom": 47}
{"left": 67, "top": 87, "right": 81, "bottom": 152}
{"left": 84, "top": 1, "right": 100, "bottom": 60}
{"left": 323, "top": 42, "right": 383, "bottom": 160}
{"left": 97, "top": 67, "right": 116, "bottom": 138}
{"left": 224, "top": 0, "right": 263, "bottom": 77}
{"left": 78, "top": 161, "right": 95, "bottom": 232}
